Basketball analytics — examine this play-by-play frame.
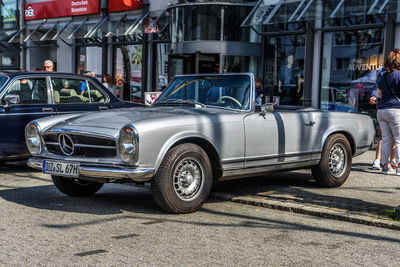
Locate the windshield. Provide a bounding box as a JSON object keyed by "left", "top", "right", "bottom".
{"left": 0, "top": 75, "right": 8, "bottom": 91}
{"left": 155, "top": 75, "right": 252, "bottom": 110}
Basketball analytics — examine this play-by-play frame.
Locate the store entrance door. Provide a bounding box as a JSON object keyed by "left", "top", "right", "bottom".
{"left": 171, "top": 53, "right": 220, "bottom": 76}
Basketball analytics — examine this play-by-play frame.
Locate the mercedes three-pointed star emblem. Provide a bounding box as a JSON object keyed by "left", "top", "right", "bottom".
{"left": 58, "top": 134, "right": 74, "bottom": 156}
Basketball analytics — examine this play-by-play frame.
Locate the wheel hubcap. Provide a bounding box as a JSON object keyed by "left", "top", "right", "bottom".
{"left": 329, "top": 143, "right": 347, "bottom": 177}
{"left": 173, "top": 157, "right": 203, "bottom": 201}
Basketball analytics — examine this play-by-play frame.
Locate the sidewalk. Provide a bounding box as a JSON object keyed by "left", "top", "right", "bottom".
{"left": 211, "top": 149, "right": 400, "bottom": 230}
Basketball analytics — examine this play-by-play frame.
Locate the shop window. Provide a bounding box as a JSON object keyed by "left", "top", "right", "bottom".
{"left": 224, "top": 56, "right": 260, "bottom": 76}
{"left": 223, "top": 6, "right": 252, "bottom": 42}
{"left": 264, "top": 35, "right": 306, "bottom": 106}
{"left": 114, "top": 45, "right": 142, "bottom": 101}
{"left": 78, "top": 46, "right": 102, "bottom": 77}
{"left": 320, "top": 28, "right": 384, "bottom": 115}
{"left": 184, "top": 5, "right": 221, "bottom": 41}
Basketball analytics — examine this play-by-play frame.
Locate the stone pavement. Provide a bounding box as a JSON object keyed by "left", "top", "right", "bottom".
{"left": 211, "top": 149, "right": 400, "bottom": 230}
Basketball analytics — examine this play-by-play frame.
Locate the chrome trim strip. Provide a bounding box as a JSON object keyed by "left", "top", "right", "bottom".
{"left": 221, "top": 150, "right": 321, "bottom": 164}
{"left": 45, "top": 142, "right": 115, "bottom": 149}
{"left": 28, "top": 158, "right": 154, "bottom": 182}
{"left": 220, "top": 159, "right": 320, "bottom": 181}
{"left": 45, "top": 129, "right": 115, "bottom": 140}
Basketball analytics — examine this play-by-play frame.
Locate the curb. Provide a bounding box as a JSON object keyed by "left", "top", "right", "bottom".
{"left": 211, "top": 192, "right": 400, "bottom": 231}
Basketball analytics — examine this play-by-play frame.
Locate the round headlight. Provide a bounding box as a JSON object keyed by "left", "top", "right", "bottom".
{"left": 118, "top": 125, "right": 138, "bottom": 163}
{"left": 25, "top": 122, "right": 42, "bottom": 156}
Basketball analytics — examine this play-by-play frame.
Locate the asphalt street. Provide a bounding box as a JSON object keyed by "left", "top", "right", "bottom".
{"left": 0, "top": 157, "right": 400, "bottom": 266}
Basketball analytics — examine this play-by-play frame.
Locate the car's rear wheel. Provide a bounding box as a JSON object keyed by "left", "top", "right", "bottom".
{"left": 312, "top": 133, "right": 352, "bottom": 187}
{"left": 151, "top": 143, "right": 213, "bottom": 214}
{"left": 51, "top": 176, "right": 103, "bottom": 196}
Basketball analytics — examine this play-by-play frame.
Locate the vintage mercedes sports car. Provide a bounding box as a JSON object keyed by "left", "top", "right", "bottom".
{"left": 27, "top": 73, "right": 375, "bottom": 213}
{"left": 0, "top": 72, "right": 138, "bottom": 161}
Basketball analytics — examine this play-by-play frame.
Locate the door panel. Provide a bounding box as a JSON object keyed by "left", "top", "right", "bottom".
{"left": 0, "top": 76, "right": 56, "bottom": 159}
{"left": 244, "top": 110, "right": 320, "bottom": 168}
{"left": 244, "top": 112, "right": 279, "bottom": 167}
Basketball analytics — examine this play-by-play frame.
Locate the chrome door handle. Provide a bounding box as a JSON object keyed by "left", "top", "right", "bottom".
{"left": 304, "top": 121, "right": 316, "bottom": 126}
{"left": 42, "top": 107, "right": 53, "bottom": 112}
{"left": 99, "top": 106, "right": 108, "bottom": 111}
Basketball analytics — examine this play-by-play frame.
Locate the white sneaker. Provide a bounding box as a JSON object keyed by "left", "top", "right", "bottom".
{"left": 382, "top": 166, "right": 396, "bottom": 175}
{"left": 372, "top": 159, "right": 381, "bottom": 170}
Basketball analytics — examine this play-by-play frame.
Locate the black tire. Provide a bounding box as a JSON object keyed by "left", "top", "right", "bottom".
{"left": 312, "top": 133, "right": 352, "bottom": 188}
{"left": 151, "top": 143, "right": 213, "bottom": 214}
{"left": 51, "top": 176, "right": 103, "bottom": 196}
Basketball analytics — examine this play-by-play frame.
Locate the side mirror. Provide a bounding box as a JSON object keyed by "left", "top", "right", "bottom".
{"left": 5, "top": 94, "right": 20, "bottom": 106}
{"left": 260, "top": 103, "right": 274, "bottom": 115}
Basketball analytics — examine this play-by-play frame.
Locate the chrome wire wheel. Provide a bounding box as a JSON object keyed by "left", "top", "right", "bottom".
{"left": 173, "top": 157, "right": 204, "bottom": 201}
{"left": 328, "top": 143, "right": 347, "bottom": 177}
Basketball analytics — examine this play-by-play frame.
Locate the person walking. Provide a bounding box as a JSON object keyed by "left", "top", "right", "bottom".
{"left": 102, "top": 74, "right": 117, "bottom": 96}
{"left": 377, "top": 49, "right": 400, "bottom": 175}
{"left": 370, "top": 68, "right": 397, "bottom": 170}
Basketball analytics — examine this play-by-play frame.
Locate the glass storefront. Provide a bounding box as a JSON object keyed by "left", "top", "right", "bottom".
{"left": 224, "top": 55, "right": 260, "bottom": 75}
{"left": 114, "top": 44, "right": 142, "bottom": 102}
{"left": 264, "top": 35, "right": 306, "bottom": 106}
{"left": 78, "top": 46, "right": 103, "bottom": 77}
{"left": 171, "top": 4, "right": 257, "bottom": 43}
{"left": 320, "top": 28, "right": 385, "bottom": 114}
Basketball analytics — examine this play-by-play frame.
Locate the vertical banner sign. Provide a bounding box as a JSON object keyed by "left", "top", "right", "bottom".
{"left": 108, "top": 0, "right": 142, "bottom": 13}
{"left": 24, "top": 0, "right": 100, "bottom": 20}
{"left": 2, "top": 0, "right": 17, "bottom": 26}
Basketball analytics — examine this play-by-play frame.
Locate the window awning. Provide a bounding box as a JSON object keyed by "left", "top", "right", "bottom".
{"left": 242, "top": 0, "right": 398, "bottom": 29}
{"left": 5, "top": 10, "right": 167, "bottom": 45}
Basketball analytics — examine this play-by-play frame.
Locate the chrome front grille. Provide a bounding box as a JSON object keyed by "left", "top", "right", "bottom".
{"left": 43, "top": 133, "right": 117, "bottom": 157}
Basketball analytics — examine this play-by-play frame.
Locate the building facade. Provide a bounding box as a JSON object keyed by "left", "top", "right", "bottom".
{"left": 3, "top": 0, "right": 400, "bottom": 113}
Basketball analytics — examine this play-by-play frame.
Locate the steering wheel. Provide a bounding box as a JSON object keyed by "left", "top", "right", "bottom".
{"left": 217, "top": 96, "right": 243, "bottom": 109}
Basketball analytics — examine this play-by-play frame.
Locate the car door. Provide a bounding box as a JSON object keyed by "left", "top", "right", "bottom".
{"left": 51, "top": 77, "right": 110, "bottom": 115}
{"left": 244, "top": 111, "right": 280, "bottom": 167}
{"left": 0, "top": 76, "right": 56, "bottom": 159}
{"left": 243, "top": 108, "right": 320, "bottom": 168}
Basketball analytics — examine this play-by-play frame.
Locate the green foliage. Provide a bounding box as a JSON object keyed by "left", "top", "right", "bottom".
{"left": 132, "top": 46, "right": 142, "bottom": 69}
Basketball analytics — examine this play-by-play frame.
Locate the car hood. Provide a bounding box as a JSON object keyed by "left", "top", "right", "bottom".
{"left": 53, "top": 106, "right": 243, "bottom": 130}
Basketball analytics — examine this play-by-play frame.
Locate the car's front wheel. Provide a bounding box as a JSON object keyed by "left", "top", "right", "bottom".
{"left": 151, "top": 143, "right": 213, "bottom": 214}
{"left": 52, "top": 176, "right": 103, "bottom": 196}
{"left": 312, "top": 133, "right": 352, "bottom": 187}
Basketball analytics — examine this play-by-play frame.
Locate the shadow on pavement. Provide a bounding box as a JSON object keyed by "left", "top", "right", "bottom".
{"left": 212, "top": 171, "right": 394, "bottom": 218}
{"left": 0, "top": 183, "right": 163, "bottom": 216}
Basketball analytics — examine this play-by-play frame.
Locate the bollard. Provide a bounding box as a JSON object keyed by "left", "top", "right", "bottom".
{"left": 396, "top": 205, "right": 400, "bottom": 219}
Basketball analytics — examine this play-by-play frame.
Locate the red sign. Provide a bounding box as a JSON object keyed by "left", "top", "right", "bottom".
{"left": 24, "top": 0, "right": 100, "bottom": 20}
{"left": 108, "top": 0, "right": 142, "bottom": 13}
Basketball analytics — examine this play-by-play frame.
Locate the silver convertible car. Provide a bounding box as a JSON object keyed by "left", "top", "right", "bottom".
{"left": 26, "top": 73, "right": 375, "bottom": 213}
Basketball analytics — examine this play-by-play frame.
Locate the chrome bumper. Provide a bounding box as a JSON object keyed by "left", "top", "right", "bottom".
{"left": 27, "top": 158, "right": 154, "bottom": 182}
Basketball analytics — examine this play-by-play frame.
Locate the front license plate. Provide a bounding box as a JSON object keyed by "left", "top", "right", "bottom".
{"left": 43, "top": 160, "right": 79, "bottom": 178}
